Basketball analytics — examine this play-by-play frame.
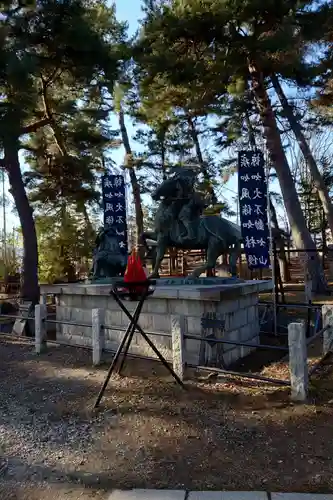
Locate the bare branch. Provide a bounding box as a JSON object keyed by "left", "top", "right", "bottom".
{"left": 43, "top": 68, "right": 63, "bottom": 87}
{"left": 41, "top": 76, "right": 68, "bottom": 156}
{"left": 21, "top": 118, "right": 50, "bottom": 135}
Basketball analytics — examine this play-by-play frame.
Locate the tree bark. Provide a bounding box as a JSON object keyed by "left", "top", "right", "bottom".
{"left": 271, "top": 74, "right": 333, "bottom": 239}
{"left": 244, "top": 109, "right": 257, "bottom": 149}
{"left": 160, "top": 133, "right": 167, "bottom": 181}
{"left": 270, "top": 197, "right": 291, "bottom": 282}
{"left": 41, "top": 77, "right": 68, "bottom": 156}
{"left": 4, "top": 144, "right": 39, "bottom": 302}
{"left": 187, "top": 116, "right": 217, "bottom": 204}
{"left": 82, "top": 204, "right": 94, "bottom": 234}
{"left": 249, "top": 63, "right": 327, "bottom": 293}
{"left": 118, "top": 106, "right": 144, "bottom": 248}
{"left": 22, "top": 117, "right": 50, "bottom": 135}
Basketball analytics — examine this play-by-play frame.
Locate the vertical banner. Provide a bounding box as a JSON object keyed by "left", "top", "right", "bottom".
{"left": 102, "top": 174, "right": 128, "bottom": 254}
{"left": 238, "top": 150, "right": 270, "bottom": 269}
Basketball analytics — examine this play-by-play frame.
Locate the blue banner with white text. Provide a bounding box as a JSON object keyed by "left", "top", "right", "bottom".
{"left": 238, "top": 150, "right": 270, "bottom": 269}
{"left": 102, "top": 174, "right": 128, "bottom": 254}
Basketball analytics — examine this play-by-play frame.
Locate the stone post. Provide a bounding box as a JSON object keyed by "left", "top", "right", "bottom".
{"left": 322, "top": 305, "right": 333, "bottom": 355}
{"left": 304, "top": 279, "right": 312, "bottom": 304}
{"left": 171, "top": 314, "right": 185, "bottom": 381}
{"left": 40, "top": 294, "right": 47, "bottom": 305}
{"left": 35, "top": 304, "right": 47, "bottom": 354}
{"left": 288, "top": 322, "right": 308, "bottom": 402}
{"left": 92, "top": 308, "right": 105, "bottom": 366}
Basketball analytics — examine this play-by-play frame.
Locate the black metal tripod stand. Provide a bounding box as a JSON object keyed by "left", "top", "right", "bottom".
{"left": 94, "top": 280, "right": 185, "bottom": 408}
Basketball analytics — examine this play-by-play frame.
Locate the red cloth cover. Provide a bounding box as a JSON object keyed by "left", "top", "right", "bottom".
{"left": 124, "top": 249, "right": 147, "bottom": 292}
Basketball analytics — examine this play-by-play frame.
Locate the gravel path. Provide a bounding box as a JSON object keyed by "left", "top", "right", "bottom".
{"left": 1, "top": 337, "right": 333, "bottom": 499}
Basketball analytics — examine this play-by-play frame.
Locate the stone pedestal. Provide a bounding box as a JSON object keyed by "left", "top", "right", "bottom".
{"left": 40, "top": 280, "right": 272, "bottom": 367}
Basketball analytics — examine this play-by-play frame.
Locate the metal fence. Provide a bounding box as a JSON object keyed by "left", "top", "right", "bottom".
{"left": 259, "top": 301, "right": 323, "bottom": 338}
{"left": 1, "top": 303, "right": 333, "bottom": 402}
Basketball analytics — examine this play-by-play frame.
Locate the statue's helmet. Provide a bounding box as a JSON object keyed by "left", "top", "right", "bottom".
{"left": 172, "top": 168, "right": 197, "bottom": 186}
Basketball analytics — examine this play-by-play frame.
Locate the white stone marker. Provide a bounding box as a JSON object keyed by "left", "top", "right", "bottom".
{"left": 35, "top": 304, "right": 47, "bottom": 354}
{"left": 288, "top": 322, "right": 308, "bottom": 402}
{"left": 92, "top": 308, "right": 105, "bottom": 366}
{"left": 171, "top": 314, "right": 186, "bottom": 381}
{"left": 322, "top": 304, "right": 333, "bottom": 355}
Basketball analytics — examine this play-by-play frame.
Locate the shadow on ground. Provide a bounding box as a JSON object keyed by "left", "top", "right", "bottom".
{"left": 1, "top": 338, "right": 333, "bottom": 499}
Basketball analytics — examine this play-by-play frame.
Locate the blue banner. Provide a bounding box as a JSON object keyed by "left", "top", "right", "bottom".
{"left": 102, "top": 174, "right": 128, "bottom": 254}
{"left": 238, "top": 150, "right": 270, "bottom": 269}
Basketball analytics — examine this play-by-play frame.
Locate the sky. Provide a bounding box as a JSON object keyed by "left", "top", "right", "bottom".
{"left": 115, "top": 0, "right": 143, "bottom": 34}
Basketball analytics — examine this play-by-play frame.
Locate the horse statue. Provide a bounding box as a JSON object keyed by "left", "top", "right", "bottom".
{"left": 91, "top": 225, "right": 127, "bottom": 280}
{"left": 141, "top": 171, "right": 242, "bottom": 278}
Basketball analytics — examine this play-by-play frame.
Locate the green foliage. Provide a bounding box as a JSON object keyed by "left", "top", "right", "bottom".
{"left": 0, "top": 229, "right": 22, "bottom": 277}
{"left": 36, "top": 212, "right": 98, "bottom": 283}
{"left": 0, "top": 0, "right": 128, "bottom": 290}
{"left": 14, "top": 0, "right": 126, "bottom": 212}
{"left": 311, "top": 25, "right": 333, "bottom": 118}
{"left": 0, "top": 0, "right": 124, "bottom": 141}
{"left": 298, "top": 157, "right": 333, "bottom": 235}
{"left": 135, "top": 0, "right": 332, "bottom": 133}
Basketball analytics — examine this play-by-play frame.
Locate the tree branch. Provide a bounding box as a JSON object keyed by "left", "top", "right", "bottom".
{"left": 21, "top": 118, "right": 50, "bottom": 135}
{"left": 41, "top": 76, "right": 68, "bottom": 156}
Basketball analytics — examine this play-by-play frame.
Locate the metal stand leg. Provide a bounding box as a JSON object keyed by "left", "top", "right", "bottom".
{"left": 117, "top": 299, "right": 145, "bottom": 375}
{"left": 113, "top": 293, "right": 185, "bottom": 389}
{"left": 93, "top": 294, "right": 147, "bottom": 408}
{"left": 117, "top": 326, "right": 135, "bottom": 375}
{"left": 94, "top": 281, "right": 185, "bottom": 409}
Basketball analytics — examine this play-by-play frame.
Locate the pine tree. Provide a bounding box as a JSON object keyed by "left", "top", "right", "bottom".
{"left": 135, "top": 0, "right": 332, "bottom": 292}
{"left": 114, "top": 82, "right": 145, "bottom": 248}
{"left": 36, "top": 211, "right": 99, "bottom": 283}
{"left": 304, "top": 4, "right": 333, "bottom": 117}
{"left": 0, "top": 0, "right": 125, "bottom": 300}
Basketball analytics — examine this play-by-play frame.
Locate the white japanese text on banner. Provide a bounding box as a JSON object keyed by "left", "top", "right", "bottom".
{"left": 102, "top": 174, "right": 128, "bottom": 255}
{"left": 238, "top": 151, "right": 270, "bottom": 269}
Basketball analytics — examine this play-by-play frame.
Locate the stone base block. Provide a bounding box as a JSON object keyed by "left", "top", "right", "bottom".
{"left": 41, "top": 280, "right": 272, "bottom": 368}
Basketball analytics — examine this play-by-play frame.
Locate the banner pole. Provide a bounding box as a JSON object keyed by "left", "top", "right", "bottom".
{"left": 265, "top": 154, "right": 277, "bottom": 336}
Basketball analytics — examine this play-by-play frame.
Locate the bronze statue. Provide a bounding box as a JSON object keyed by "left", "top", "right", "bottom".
{"left": 142, "top": 170, "right": 242, "bottom": 278}
{"left": 171, "top": 169, "right": 208, "bottom": 243}
{"left": 91, "top": 225, "right": 127, "bottom": 279}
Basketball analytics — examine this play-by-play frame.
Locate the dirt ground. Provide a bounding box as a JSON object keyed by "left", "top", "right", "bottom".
{"left": 1, "top": 338, "right": 333, "bottom": 499}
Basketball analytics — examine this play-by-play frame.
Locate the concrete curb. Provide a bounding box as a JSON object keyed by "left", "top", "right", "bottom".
{"left": 108, "top": 491, "right": 333, "bottom": 500}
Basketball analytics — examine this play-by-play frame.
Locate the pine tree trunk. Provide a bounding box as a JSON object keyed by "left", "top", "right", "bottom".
{"left": 271, "top": 74, "right": 333, "bottom": 238}
{"left": 249, "top": 63, "right": 327, "bottom": 293}
{"left": 118, "top": 107, "right": 144, "bottom": 247}
{"left": 187, "top": 116, "right": 217, "bottom": 204}
{"left": 82, "top": 204, "right": 94, "bottom": 234}
{"left": 160, "top": 139, "right": 167, "bottom": 180}
{"left": 4, "top": 144, "right": 39, "bottom": 302}
{"left": 244, "top": 110, "right": 257, "bottom": 149}
{"left": 270, "top": 199, "right": 291, "bottom": 282}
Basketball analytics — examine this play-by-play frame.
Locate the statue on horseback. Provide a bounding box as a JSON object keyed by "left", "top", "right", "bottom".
{"left": 142, "top": 169, "right": 242, "bottom": 278}
{"left": 157, "top": 169, "right": 207, "bottom": 244}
